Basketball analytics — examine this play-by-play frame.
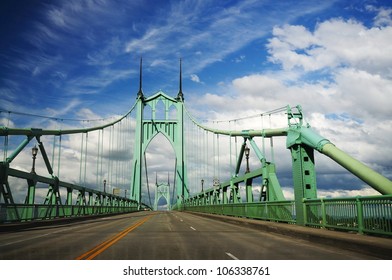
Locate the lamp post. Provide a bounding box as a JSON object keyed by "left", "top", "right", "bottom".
{"left": 245, "top": 145, "right": 250, "bottom": 173}
{"left": 31, "top": 145, "right": 38, "bottom": 174}
{"left": 201, "top": 179, "right": 204, "bottom": 192}
{"left": 103, "top": 179, "right": 107, "bottom": 193}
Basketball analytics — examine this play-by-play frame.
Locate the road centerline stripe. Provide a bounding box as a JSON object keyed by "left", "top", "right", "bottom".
{"left": 75, "top": 214, "right": 154, "bottom": 260}
{"left": 226, "top": 252, "right": 239, "bottom": 260}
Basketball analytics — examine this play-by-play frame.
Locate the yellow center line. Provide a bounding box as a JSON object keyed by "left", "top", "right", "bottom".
{"left": 75, "top": 214, "right": 154, "bottom": 260}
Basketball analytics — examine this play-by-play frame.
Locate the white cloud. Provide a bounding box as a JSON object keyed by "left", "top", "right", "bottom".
{"left": 233, "top": 55, "right": 245, "bottom": 63}
{"left": 268, "top": 18, "right": 392, "bottom": 75}
{"left": 124, "top": 0, "right": 334, "bottom": 75}
{"left": 367, "top": 5, "right": 392, "bottom": 27}
{"left": 192, "top": 16, "right": 392, "bottom": 196}
{"left": 190, "top": 74, "right": 201, "bottom": 83}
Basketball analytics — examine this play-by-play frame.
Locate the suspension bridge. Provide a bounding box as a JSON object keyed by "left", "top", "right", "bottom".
{"left": 1, "top": 61, "right": 392, "bottom": 260}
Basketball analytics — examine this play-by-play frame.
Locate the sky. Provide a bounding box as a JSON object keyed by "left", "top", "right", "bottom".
{"left": 1, "top": 0, "right": 392, "bottom": 201}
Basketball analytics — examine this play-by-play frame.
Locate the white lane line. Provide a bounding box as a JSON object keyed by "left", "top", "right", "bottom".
{"left": 225, "top": 252, "right": 239, "bottom": 260}
{"left": 0, "top": 225, "right": 84, "bottom": 247}
{"left": 190, "top": 226, "right": 196, "bottom": 231}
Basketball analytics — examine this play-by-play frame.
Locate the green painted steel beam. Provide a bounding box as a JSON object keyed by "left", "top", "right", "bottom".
{"left": 6, "top": 136, "right": 33, "bottom": 163}
{"left": 287, "top": 126, "right": 392, "bottom": 195}
{"left": 37, "top": 139, "right": 54, "bottom": 175}
{"left": 234, "top": 140, "right": 246, "bottom": 176}
{"left": 321, "top": 143, "right": 392, "bottom": 195}
{"left": 7, "top": 167, "right": 138, "bottom": 204}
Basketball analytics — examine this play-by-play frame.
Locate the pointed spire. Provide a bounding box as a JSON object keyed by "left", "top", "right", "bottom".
{"left": 177, "top": 58, "right": 184, "bottom": 101}
{"left": 137, "top": 56, "right": 144, "bottom": 99}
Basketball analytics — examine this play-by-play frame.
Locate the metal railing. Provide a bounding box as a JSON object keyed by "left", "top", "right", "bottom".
{"left": 304, "top": 195, "right": 392, "bottom": 236}
{"left": 0, "top": 204, "right": 139, "bottom": 223}
{"left": 184, "top": 200, "right": 296, "bottom": 223}
{"left": 181, "top": 195, "right": 392, "bottom": 237}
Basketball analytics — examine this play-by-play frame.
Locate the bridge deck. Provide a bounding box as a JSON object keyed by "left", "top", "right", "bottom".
{"left": 1, "top": 211, "right": 390, "bottom": 260}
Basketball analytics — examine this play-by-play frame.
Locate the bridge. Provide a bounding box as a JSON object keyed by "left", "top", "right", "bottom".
{"left": 1, "top": 61, "right": 392, "bottom": 260}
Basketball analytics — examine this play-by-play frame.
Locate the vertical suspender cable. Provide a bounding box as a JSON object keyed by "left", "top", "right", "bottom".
{"left": 51, "top": 135, "right": 56, "bottom": 175}
{"left": 205, "top": 129, "right": 208, "bottom": 184}
{"left": 269, "top": 114, "right": 275, "bottom": 163}
{"left": 108, "top": 125, "right": 114, "bottom": 190}
{"left": 229, "top": 121, "right": 232, "bottom": 177}
{"left": 261, "top": 115, "right": 266, "bottom": 157}
{"left": 121, "top": 119, "right": 125, "bottom": 192}
{"left": 96, "top": 129, "right": 101, "bottom": 188}
{"left": 116, "top": 122, "right": 120, "bottom": 190}
{"left": 84, "top": 132, "right": 88, "bottom": 187}
{"left": 212, "top": 123, "right": 215, "bottom": 180}
{"left": 3, "top": 135, "right": 8, "bottom": 162}
{"left": 217, "top": 133, "right": 220, "bottom": 181}
{"left": 57, "top": 135, "right": 62, "bottom": 178}
{"left": 3, "top": 112, "right": 10, "bottom": 161}
{"left": 206, "top": 129, "right": 208, "bottom": 183}
{"left": 193, "top": 124, "right": 200, "bottom": 192}
{"left": 235, "top": 120, "right": 238, "bottom": 175}
{"left": 79, "top": 133, "right": 84, "bottom": 185}
{"left": 100, "top": 129, "right": 104, "bottom": 191}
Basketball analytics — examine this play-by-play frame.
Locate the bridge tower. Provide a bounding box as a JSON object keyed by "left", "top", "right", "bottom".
{"left": 154, "top": 173, "right": 171, "bottom": 211}
{"left": 130, "top": 59, "right": 188, "bottom": 209}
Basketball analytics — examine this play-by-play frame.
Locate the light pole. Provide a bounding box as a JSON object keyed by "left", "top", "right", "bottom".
{"left": 31, "top": 145, "right": 38, "bottom": 174}
{"left": 103, "top": 179, "right": 107, "bottom": 193}
{"left": 245, "top": 145, "right": 250, "bottom": 173}
{"left": 201, "top": 179, "right": 204, "bottom": 192}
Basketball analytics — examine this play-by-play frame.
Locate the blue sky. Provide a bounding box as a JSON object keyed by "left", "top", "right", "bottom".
{"left": 1, "top": 0, "right": 392, "bottom": 197}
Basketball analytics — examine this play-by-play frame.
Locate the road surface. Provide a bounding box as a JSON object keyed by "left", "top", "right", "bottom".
{"left": 0, "top": 211, "right": 380, "bottom": 260}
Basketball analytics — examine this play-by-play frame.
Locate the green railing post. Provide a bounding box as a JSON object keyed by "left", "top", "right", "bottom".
{"left": 356, "top": 196, "right": 364, "bottom": 234}
{"left": 303, "top": 199, "right": 307, "bottom": 225}
{"left": 321, "top": 198, "right": 327, "bottom": 229}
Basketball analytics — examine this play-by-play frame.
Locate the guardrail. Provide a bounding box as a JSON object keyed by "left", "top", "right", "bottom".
{"left": 304, "top": 195, "right": 392, "bottom": 236}
{"left": 182, "top": 195, "right": 392, "bottom": 237}
{"left": 0, "top": 204, "right": 139, "bottom": 223}
{"left": 184, "top": 200, "right": 296, "bottom": 223}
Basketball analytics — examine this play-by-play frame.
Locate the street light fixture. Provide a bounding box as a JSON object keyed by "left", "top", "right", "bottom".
{"left": 103, "top": 179, "right": 107, "bottom": 193}
{"left": 31, "top": 145, "right": 39, "bottom": 174}
{"left": 245, "top": 145, "right": 250, "bottom": 173}
{"left": 201, "top": 179, "right": 204, "bottom": 192}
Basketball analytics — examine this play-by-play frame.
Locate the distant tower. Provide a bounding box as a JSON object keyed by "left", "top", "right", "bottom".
{"left": 154, "top": 173, "right": 171, "bottom": 211}
{"left": 130, "top": 59, "right": 188, "bottom": 209}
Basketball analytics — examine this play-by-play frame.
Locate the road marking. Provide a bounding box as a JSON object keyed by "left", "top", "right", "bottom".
{"left": 0, "top": 225, "right": 84, "bottom": 247}
{"left": 225, "top": 252, "right": 239, "bottom": 260}
{"left": 75, "top": 214, "right": 154, "bottom": 260}
{"left": 190, "top": 226, "right": 196, "bottom": 231}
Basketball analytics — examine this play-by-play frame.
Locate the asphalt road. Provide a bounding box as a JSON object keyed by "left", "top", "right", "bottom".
{"left": 0, "top": 211, "right": 380, "bottom": 260}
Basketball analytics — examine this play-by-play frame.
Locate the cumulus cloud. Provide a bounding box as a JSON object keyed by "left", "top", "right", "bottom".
{"left": 195, "top": 16, "right": 392, "bottom": 196}
{"left": 268, "top": 18, "right": 392, "bottom": 76}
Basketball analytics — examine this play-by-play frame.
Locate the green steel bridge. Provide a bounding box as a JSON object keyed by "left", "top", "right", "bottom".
{"left": 1, "top": 63, "right": 392, "bottom": 242}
